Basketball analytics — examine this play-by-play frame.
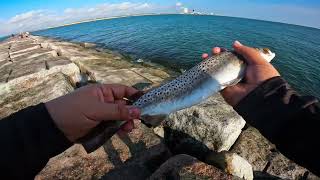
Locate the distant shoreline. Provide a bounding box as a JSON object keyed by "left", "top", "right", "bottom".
{"left": 1, "top": 13, "right": 319, "bottom": 39}
{"left": 45, "top": 13, "right": 179, "bottom": 29}
{"left": 42, "top": 13, "right": 320, "bottom": 32}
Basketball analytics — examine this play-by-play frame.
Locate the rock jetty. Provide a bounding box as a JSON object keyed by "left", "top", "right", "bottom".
{"left": 0, "top": 33, "right": 318, "bottom": 179}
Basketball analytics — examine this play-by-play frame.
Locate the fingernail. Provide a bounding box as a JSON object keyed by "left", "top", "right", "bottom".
{"left": 234, "top": 41, "right": 242, "bottom": 47}
{"left": 213, "top": 47, "right": 220, "bottom": 54}
{"left": 202, "top": 53, "right": 209, "bottom": 59}
{"left": 129, "top": 107, "right": 140, "bottom": 119}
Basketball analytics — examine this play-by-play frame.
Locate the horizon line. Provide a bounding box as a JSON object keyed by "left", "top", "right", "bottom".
{"left": 1, "top": 13, "right": 320, "bottom": 38}
{"left": 41, "top": 13, "right": 320, "bottom": 32}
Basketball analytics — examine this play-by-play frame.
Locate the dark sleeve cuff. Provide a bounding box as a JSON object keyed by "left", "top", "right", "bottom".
{"left": 0, "top": 103, "right": 73, "bottom": 178}
{"left": 234, "top": 77, "right": 299, "bottom": 140}
{"left": 33, "top": 103, "right": 73, "bottom": 158}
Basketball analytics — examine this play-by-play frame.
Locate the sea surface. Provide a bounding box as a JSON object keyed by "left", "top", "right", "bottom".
{"left": 0, "top": 36, "right": 8, "bottom": 42}
{"left": 34, "top": 14, "right": 320, "bottom": 98}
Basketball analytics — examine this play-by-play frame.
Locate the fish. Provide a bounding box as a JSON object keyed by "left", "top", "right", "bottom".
{"left": 133, "top": 48, "right": 275, "bottom": 126}
{"left": 79, "top": 48, "right": 276, "bottom": 153}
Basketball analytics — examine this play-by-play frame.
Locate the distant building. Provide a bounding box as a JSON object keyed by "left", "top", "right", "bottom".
{"left": 183, "top": 8, "right": 189, "bottom": 14}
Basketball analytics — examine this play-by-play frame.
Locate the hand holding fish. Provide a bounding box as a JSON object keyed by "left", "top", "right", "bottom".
{"left": 202, "top": 41, "right": 280, "bottom": 106}
{"left": 46, "top": 41, "right": 279, "bottom": 153}
{"left": 45, "top": 84, "right": 141, "bottom": 142}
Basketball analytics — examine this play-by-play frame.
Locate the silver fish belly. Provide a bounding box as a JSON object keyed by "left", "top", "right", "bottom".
{"left": 134, "top": 49, "right": 275, "bottom": 125}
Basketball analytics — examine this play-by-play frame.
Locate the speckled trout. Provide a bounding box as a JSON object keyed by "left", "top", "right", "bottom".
{"left": 79, "top": 48, "right": 275, "bottom": 153}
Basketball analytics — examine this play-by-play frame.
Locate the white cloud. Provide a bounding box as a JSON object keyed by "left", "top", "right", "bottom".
{"left": 0, "top": 2, "right": 170, "bottom": 36}
{"left": 224, "top": 4, "right": 320, "bottom": 29}
{"left": 176, "top": 2, "right": 182, "bottom": 7}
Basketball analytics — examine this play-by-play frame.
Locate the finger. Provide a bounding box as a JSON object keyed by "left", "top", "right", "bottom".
{"left": 202, "top": 53, "right": 209, "bottom": 60}
{"left": 95, "top": 103, "right": 140, "bottom": 121}
{"left": 115, "top": 99, "right": 127, "bottom": 105}
{"left": 212, "top": 47, "right": 221, "bottom": 55}
{"left": 101, "top": 84, "right": 139, "bottom": 100}
{"left": 233, "top": 41, "right": 268, "bottom": 65}
{"left": 220, "top": 85, "right": 245, "bottom": 107}
{"left": 99, "top": 85, "right": 114, "bottom": 103}
{"left": 120, "top": 120, "right": 134, "bottom": 132}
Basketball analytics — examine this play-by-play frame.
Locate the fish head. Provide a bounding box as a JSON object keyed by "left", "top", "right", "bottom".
{"left": 256, "top": 48, "right": 276, "bottom": 62}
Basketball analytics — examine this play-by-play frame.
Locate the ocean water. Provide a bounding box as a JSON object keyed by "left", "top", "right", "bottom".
{"left": 0, "top": 36, "right": 8, "bottom": 42}
{"left": 34, "top": 14, "right": 320, "bottom": 98}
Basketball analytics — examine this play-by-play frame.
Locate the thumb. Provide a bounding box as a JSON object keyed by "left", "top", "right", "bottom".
{"left": 94, "top": 103, "right": 141, "bottom": 121}
{"left": 233, "top": 41, "right": 268, "bottom": 65}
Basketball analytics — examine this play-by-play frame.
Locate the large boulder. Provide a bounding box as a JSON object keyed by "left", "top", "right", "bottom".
{"left": 231, "top": 127, "right": 319, "bottom": 179}
{"left": 36, "top": 120, "right": 172, "bottom": 179}
{"left": 163, "top": 94, "right": 246, "bottom": 159}
{"left": 9, "top": 43, "right": 41, "bottom": 57}
{"left": 206, "top": 151, "right": 253, "bottom": 180}
{"left": 0, "top": 72, "right": 74, "bottom": 118}
{"left": 149, "top": 154, "right": 236, "bottom": 180}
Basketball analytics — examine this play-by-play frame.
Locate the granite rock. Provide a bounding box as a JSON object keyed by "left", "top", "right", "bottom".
{"left": 0, "top": 72, "right": 74, "bottom": 118}
{"left": 149, "top": 154, "right": 235, "bottom": 180}
{"left": 206, "top": 151, "right": 253, "bottom": 180}
{"left": 163, "top": 94, "right": 246, "bottom": 158}
{"left": 231, "top": 127, "right": 319, "bottom": 179}
{"left": 36, "top": 120, "right": 171, "bottom": 180}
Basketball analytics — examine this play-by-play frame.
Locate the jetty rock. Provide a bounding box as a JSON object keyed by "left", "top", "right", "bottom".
{"left": 162, "top": 94, "right": 246, "bottom": 157}
{"left": 0, "top": 34, "right": 318, "bottom": 179}
{"left": 149, "top": 154, "right": 236, "bottom": 180}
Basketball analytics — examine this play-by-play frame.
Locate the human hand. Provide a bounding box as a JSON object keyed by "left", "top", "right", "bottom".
{"left": 45, "top": 84, "right": 141, "bottom": 142}
{"left": 202, "top": 41, "right": 280, "bottom": 106}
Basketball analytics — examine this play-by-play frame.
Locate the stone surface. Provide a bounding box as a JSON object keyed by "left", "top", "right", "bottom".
{"left": 9, "top": 43, "right": 40, "bottom": 57}
{"left": 0, "top": 51, "right": 9, "bottom": 61}
{"left": 149, "top": 154, "right": 235, "bottom": 180}
{"left": 0, "top": 72, "right": 74, "bottom": 118}
{"left": 0, "top": 62, "right": 12, "bottom": 83}
{"left": 0, "top": 36, "right": 79, "bottom": 84}
{"left": 231, "top": 127, "right": 319, "bottom": 180}
{"left": 36, "top": 120, "right": 171, "bottom": 180}
{"left": 10, "top": 48, "right": 58, "bottom": 60}
{"left": 206, "top": 151, "right": 253, "bottom": 180}
{"left": 32, "top": 35, "right": 173, "bottom": 88}
{"left": 79, "top": 42, "right": 96, "bottom": 48}
{"left": 230, "top": 127, "right": 274, "bottom": 171}
{"left": 163, "top": 94, "right": 246, "bottom": 159}
{"left": 131, "top": 67, "right": 171, "bottom": 83}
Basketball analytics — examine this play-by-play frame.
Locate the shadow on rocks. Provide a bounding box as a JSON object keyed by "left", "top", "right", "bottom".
{"left": 163, "top": 127, "right": 282, "bottom": 180}
{"left": 163, "top": 127, "right": 212, "bottom": 162}
{"left": 101, "top": 143, "right": 171, "bottom": 180}
{"left": 103, "top": 133, "right": 148, "bottom": 169}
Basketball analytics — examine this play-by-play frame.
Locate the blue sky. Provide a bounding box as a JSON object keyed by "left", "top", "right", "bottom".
{"left": 1, "top": 0, "right": 320, "bottom": 36}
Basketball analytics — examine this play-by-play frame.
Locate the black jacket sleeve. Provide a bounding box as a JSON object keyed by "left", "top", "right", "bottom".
{"left": 0, "top": 103, "right": 72, "bottom": 179}
{"left": 235, "top": 77, "right": 320, "bottom": 176}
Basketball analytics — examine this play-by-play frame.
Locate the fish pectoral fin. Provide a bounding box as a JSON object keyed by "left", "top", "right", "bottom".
{"left": 221, "top": 78, "right": 242, "bottom": 88}
{"left": 140, "top": 114, "right": 168, "bottom": 128}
